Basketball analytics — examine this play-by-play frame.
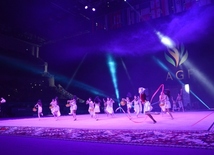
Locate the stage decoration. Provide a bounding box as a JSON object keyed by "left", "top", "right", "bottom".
{"left": 164, "top": 43, "right": 188, "bottom": 67}
{"left": 0, "top": 126, "right": 213, "bottom": 149}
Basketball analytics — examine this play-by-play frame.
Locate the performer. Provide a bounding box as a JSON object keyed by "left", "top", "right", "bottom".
{"left": 103, "top": 98, "right": 107, "bottom": 115}
{"left": 159, "top": 92, "right": 166, "bottom": 112}
{"left": 50, "top": 98, "right": 61, "bottom": 120}
{"left": 34, "top": 99, "right": 43, "bottom": 120}
{"left": 86, "top": 97, "right": 94, "bottom": 118}
{"left": 105, "top": 97, "right": 114, "bottom": 116}
{"left": 138, "top": 87, "right": 157, "bottom": 124}
{"left": 171, "top": 97, "right": 178, "bottom": 112}
{"left": 93, "top": 96, "right": 101, "bottom": 121}
{"left": 67, "top": 96, "right": 77, "bottom": 121}
{"left": 0, "top": 97, "right": 6, "bottom": 113}
{"left": 159, "top": 90, "right": 174, "bottom": 119}
{"left": 176, "top": 93, "right": 184, "bottom": 112}
{"left": 122, "top": 97, "right": 132, "bottom": 117}
{"left": 132, "top": 95, "right": 141, "bottom": 117}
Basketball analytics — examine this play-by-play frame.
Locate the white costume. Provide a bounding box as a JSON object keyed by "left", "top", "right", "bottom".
{"left": 105, "top": 99, "right": 114, "bottom": 114}
{"left": 68, "top": 99, "right": 77, "bottom": 112}
{"left": 86, "top": 99, "right": 95, "bottom": 114}
{"left": 0, "top": 98, "right": 6, "bottom": 104}
{"left": 94, "top": 103, "right": 100, "bottom": 113}
{"left": 143, "top": 101, "right": 153, "bottom": 113}
{"left": 133, "top": 97, "right": 140, "bottom": 115}
{"left": 50, "top": 99, "right": 61, "bottom": 117}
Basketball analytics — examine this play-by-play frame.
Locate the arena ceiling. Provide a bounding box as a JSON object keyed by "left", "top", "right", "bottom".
{"left": 0, "top": 0, "right": 142, "bottom": 46}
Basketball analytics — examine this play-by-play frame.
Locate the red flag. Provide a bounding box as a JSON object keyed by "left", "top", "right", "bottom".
{"left": 150, "top": 0, "right": 161, "bottom": 19}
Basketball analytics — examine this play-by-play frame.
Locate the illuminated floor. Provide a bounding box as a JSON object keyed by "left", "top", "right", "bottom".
{"left": 0, "top": 111, "right": 213, "bottom": 155}
{"left": 0, "top": 111, "right": 213, "bottom": 130}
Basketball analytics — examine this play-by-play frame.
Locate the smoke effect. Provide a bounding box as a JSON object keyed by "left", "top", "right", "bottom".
{"left": 164, "top": 5, "right": 214, "bottom": 43}
{"left": 42, "top": 4, "right": 214, "bottom": 65}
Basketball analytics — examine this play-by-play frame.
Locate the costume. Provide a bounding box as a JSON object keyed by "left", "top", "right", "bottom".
{"left": 105, "top": 98, "right": 114, "bottom": 115}
{"left": 68, "top": 99, "right": 77, "bottom": 113}
{"left": 50, "top": 99, "right": 61, "bottom": 118}
{"left": 132, "top": 96, "right": 141, "bottom": 117}
{"left": 176, "top": 94, "right": 184, "bottom": 112}
{"left": 0, "top": 97, "right": 6, "bottom": 113}
{"left": 138, "top": 87, "right": 156, "bottom": 123}
{"left": 34, "top": 100, "right": 43, "bottom": 119}
{"left": 93, "top": 96, "right": 101, "bottom": 120}
{"left": 86, "top": 98, "right": 94, "bottom": 117}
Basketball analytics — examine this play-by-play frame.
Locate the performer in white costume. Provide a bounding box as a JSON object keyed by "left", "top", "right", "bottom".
{"left": 50, "top": 98, "right": 61, "bottom": 120}
{"left": 93, "top": 96, "right": 101, "bottom": 121}
{"left": 67, "top": 96, "right": 77, "bottom": 121}
{"left": 132, "top": 95, "right": 141, "bottom": 117}
{"left": 86, "top": 97, "right": 94, "bottom": 118}
{"left": 0, "top": 97, "right": 6, "bottom": 113}
{"left": 105, "top": 97, "right": 114, "bottom": 116}
{"left": 159, "top": 91, "right": 174, "bottom": 119}
{"left": 176, "top": 93, "right": 184, "bottom": 112}
{"left": 122, "top": 97, "right": 132, "bottom": 117}
{"left": 34, "top": 99, "right": 43, "bottom": 120}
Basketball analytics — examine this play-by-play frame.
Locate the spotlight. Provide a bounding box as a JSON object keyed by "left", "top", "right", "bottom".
{"left": 156, "top": 31, "right": 175, "bottom": 48}
{"left": 85, "top": 6, "right": 88, "bottom": 9}
{"left": 184, "top": 84, "right": 190, "bottom": 94}
{"left": 92, "top": 8, "right": 96, "bottom": 11}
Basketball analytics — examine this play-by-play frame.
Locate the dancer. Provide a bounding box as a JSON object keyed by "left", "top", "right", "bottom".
{"left": 86, "top": 97, "right": 94, "bottom": 118}
{"left": 176, "top": 93, "right": 184, "bottom": 112}
{"left": 159, "top": 90, "right": 174, "bottom": 119}
{"left": 172, "top": 97, "right": 178, "bottom": 112}
{"left": 159, "top": 92, "right": 166, "bottom": 113}
{"left": 122, "top": 96, "right": 132, "bottom": 118}
{"left": 67, "top": 96, "right": 77, "bottom": 121}
{"left": 138, "top": 87, "right": 157, "bottom": 124}
{"left": 0, "top": 97, "right": 6, "bottom": 113}
{"left": 50, "top": 98, "right": 61, "bottom": 120}
{"left": 34, "top": 99, "right": 43, "bottom": 120}
{"left": 94, "top": 96, "right": 101, "bottom": 121}
{"left": 132, "top": 95, "right": 141, "bottom": 117}
{"left": 103, "top": 98, "right": 107, "bottom": 115}
{"left": 105, "top": 97, "right": 114, "bottom": 117}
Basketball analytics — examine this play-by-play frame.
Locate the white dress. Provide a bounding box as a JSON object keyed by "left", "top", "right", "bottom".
{"left": 94, "top": 103, "right": 100, "bottom": 113}
{"left": 133, "top": 99, "right": 140, "bottom": 113}
{"left": 106, "top": 100, "right": 114, "bottom": 114}
{"left": 70, "top": 100, "right": 77, "bottom": 111}
{"left": 165, "top": 96, "right": 171, "bottom": 109}
{"left": 143, "top": 101, "right": 153, "bottom": 113}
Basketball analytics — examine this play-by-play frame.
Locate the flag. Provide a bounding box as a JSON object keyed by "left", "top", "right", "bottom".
{"left": 137, "top": 2, "right": 151, "bottom": 22}
{"left": 150, "top": 0, "right": 162, "bottom": 19}
{"left": 127, "top": 7, "right": 136, "bottom": 25}
{"left": 108, "top": 11, "right": 122, "bottom": 30}
{"left": 184, "top": 0, "right": 197, "bottom": 10}
{"left": 173, "top": 0, "right": 183, "bottom": 13}
{"left": 160, "top": 0, "right": 170, "bottom": 16}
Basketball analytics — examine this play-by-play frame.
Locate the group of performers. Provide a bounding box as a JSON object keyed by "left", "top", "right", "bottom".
{"left": 32, "top": 86, "right": 184, "bottom": 123}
